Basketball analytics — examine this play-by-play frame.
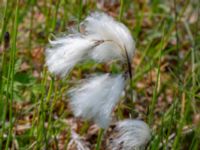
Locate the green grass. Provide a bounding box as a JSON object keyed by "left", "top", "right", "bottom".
{"left": 0, "top": 0, "right": 200, "bottom": 149}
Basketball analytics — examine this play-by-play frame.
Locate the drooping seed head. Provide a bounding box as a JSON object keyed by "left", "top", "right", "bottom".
{"left": 69, "top": 74, "right": 125, "bottom": 128}
{"left": 107, "top": 119, "right": 151, "bottom": 150}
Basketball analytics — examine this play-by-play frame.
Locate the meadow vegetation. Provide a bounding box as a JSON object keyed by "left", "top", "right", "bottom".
{"left": 0, "top": 0, "right": 199, "bottom": 149}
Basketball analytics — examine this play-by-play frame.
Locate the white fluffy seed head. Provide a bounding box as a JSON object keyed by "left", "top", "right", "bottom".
{"left": 45, "top": 12, "right": 135, "bottom": 77}
{"left": 45, "top": 34, "right": 98, "bottom": 77}
{"left": 107, "top": 119, "right": 151, "bottom": 150}
{"left": 81, "top": 12, "right": 135, "bottom": 62}
{"left": 69, "top": 74, "right": 125, "bottom": 128}
{"left": 67, "top": 130, "right": 90, "bottom": 150}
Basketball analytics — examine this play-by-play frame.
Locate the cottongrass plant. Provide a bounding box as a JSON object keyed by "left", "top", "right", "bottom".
{"left": 46, "top": 12, "right": 135, "bottom": 77}
{"left": 69, "top": 74, "right": 125, "bottom": 129}
{"left": 45, "top": 34, "right": 103, "bottom": 77}
{"left": 80, "top": 12, "right": 135, "bottom": 62}
{"left": 67, "top": 130, "right": 90, "bottom": 150}
{"left": 46, "top": 12, "right": 135, "bottom": 127}
{"left": 45, "top": 11, "right": 151, "bottom": 149}
{"left": 107, "top": 119, "right": 151, "bottom": 150}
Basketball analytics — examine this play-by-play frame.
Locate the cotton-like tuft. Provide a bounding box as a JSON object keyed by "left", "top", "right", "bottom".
{"left": 45, "top": 34, "right": 101, "bottom": 77}
{"left": 45, "top": 12, "right": 135, "bottom": 77}
{"left": 107, "top": 119, "right": 151, "bottom": 150}
{"left": 69, "top": 74, "right": 125, "bottom": 128}
{"left": 67, "top": 130, "right": 90, "bottom": 150}
{"left": 81, "top": 12, "right": 135, "bottom": 62}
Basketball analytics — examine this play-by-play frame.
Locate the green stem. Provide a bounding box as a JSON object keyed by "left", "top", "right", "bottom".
{"left": 119, "top": 0, "right": 124, "bottom": 21}
{"left": 0, "top": 0, "right": 9, "bottom": 43}
{"left": 5, "top": 0, "right": 19, "bottom": 149}
{"left": 78, "top": 0, "right": 83, "bottom": 24}
{"left": 124, "top": 48, "right": 133, "bottom": 103}
{"left": 95, "top": 128, "right": 104, "bottom": 150}
{"left": 51, "top": 0, "right": 61, "bottom": 32}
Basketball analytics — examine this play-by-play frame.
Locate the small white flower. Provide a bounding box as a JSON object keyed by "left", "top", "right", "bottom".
{"left": 107, "top": 119, "right": 151, "bottom": 150}
{"left": 45, "top": 34, "right": 102, "bottom": 77}
{"left": 81, "top": 12, "right": 135, "bottom": 62}
{"left": 69, "top": 74, "right": 125, "bottom": 128}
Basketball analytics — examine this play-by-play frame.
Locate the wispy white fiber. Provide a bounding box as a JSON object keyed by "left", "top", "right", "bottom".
{"left": 69, "top": 74, "right": 125, "bottom": 128}
{"left": 67, "top": 130, "right": 90, "bottom": 150}
{"left": 81, "top": 12, "right": 135, "bottom": 62}
{"left": 45, "top": 12, "right": 135, "bottom": 77}
{"left": 45, "top": 34, "right": 101, "bottom": 77}
{"left": 107, "top": 119, "right": 151, "bottom": 150}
